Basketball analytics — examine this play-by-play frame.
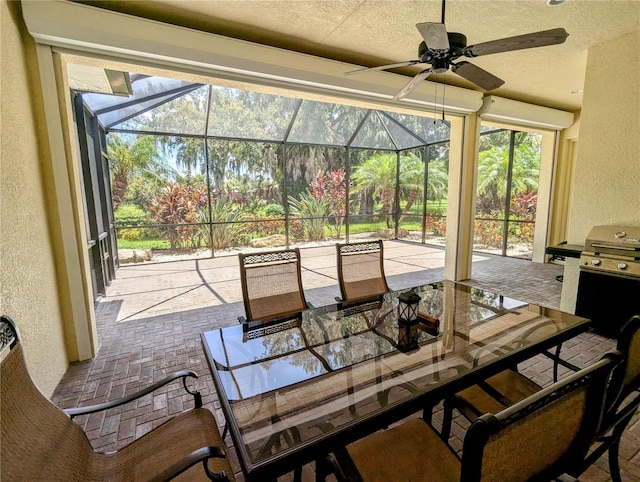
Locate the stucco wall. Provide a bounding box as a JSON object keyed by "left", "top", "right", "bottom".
{"left": 561, "top": 30, "right": 640, "bottom": 312}
{"left": 0, "top": 1, "right": 69, "bottom": 396}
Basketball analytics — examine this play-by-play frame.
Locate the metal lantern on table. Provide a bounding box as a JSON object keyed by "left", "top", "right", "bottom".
{"left": 397, "top": 323, "right": 420, "bottom": 352}
{"left": 397, "top": 291, "right": 421, "bottom": 352}
{"left": 398, "top": 291, "right": 421, "bottom": 326}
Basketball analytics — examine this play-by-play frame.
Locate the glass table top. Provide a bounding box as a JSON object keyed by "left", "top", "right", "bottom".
{"left": 201, "top": 280, "right": 590, "bottom": 477}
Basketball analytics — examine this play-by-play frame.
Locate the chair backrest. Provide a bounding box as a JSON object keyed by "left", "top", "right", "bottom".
{"left": 0, "top": 315, "right": 96, "bottom": 480}
{"left": 460, "top": 353, "right": 621, "bottom": 482}
{"left": 238, "top": 248, "right": 308, "bottom": 324}
{"left": 602, "top": 314, "right": 640, "bottom": 425}
{"left": 336, "top": 240, "right": 389, "bottom": 303}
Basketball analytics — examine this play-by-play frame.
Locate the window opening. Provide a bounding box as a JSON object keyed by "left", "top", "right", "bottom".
{"left": 81, "top": 74, "right": 452, "bottom": 265}
{"left": 473, "top": 127, "right": 541, "bottom": 259}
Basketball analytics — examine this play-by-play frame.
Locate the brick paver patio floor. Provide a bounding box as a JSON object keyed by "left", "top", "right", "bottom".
{"left": 52, "top": 241, "right": 639, "bottom": 481}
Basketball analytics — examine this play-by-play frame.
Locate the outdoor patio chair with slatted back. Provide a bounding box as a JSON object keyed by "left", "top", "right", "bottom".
{"left": 336, "top": 240, "right": 389, "bottom": 305}
{"left": 238, "top": 248, "right": 309, "bottom": 331}
{"left": 0, "top": 315, "right": 234, "bottom": 481}
{"left": 322, "top": 352, "right": 620, "bottom": 482}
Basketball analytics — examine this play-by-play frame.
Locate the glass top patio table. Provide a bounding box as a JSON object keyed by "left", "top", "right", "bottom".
{"left": 201, "top": 280, "right": 590, "bottom": 481}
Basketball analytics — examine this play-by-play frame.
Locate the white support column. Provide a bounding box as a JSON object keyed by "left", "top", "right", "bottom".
{"left": 34, "top": 44, "right": 96, "bottom": 360}
{"left": 532, "top": 130, "right": 559, "bottom": 263}
{"left": 444, "top": 114, "right": 479, "bottom": 281}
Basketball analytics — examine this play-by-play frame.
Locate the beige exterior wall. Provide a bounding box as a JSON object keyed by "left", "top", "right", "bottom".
{"left": 561, "top": 30, "right": 640, "bottom": 312}
{"left": 0, "top": 1, "right": 69, "bottom": 396}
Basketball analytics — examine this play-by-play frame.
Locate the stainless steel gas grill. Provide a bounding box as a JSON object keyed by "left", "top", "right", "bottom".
{"left": 576, "top": 225, "right": 640, "bottom": 337}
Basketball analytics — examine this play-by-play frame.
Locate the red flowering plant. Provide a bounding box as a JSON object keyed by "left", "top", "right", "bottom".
{"left": 149, "top": 181, "right": 208, "bottom": 249}
{"left": 310, "top": 168, "right": 347, "bottom": 239}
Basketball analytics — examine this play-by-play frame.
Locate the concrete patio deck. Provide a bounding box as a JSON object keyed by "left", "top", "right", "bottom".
{"left": 51, "top": 241, "right": 639, "bottom": 481}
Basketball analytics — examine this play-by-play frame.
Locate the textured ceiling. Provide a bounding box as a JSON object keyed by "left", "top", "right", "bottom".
{"left": 81, "top": 0, "right": 640, "bottom": 111}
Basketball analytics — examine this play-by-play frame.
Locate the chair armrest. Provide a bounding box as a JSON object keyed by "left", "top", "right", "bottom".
{"left": 602, "top": 390, "right": 640, "bottom": 434}
{"left": 156, "top": 446, "right": 230, "bottom": 482}
{"left": 64, "top": 370, "right": 201, "bottom": 418}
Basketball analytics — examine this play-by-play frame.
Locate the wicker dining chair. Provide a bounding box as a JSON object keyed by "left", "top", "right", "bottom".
{"left": 325, "top": 352, "right": 620, "bottom": 482}
{"left": 336, "top": 240, "right": 389, "bottom": 304}
{"left": 439, "top": 315, "right": 640, "bottom": 482}
{"left": 0, "top": 315, "right": 234, "bottom": 481}
{"left": 238, "top": 248, "right": 309, "bottom": 329}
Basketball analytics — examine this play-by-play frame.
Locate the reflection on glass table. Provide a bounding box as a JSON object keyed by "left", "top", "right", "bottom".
{"left": 201, "top": 280, "right": 590, "bottom": 482}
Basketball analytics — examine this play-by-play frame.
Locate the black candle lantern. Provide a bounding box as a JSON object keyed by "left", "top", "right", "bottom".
{"left": 398, "top": 291, "right": 421, "bottom": 325}
{"left": 397, "top": 323, "right": 420, "bottom": 352}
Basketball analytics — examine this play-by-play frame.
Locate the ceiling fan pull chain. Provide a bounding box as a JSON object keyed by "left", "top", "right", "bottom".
{"left": 441, "top": 80, "right": 446, "bottom": 121}
{"left": 433, "top": 82, "right": 438, "bottom": 125}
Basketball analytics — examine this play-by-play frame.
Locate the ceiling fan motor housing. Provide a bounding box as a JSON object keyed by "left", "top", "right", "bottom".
{"left": 447, "top": 32, "right": 467, "bottom": 57}
{"left": 419, "top": 31, "right": 467, "bottom": 64}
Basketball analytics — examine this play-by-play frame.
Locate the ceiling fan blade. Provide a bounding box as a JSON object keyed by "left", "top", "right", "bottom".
{"left": 393, "top": 69, "right": 433, "bottom": 100}
{"left": 452, "top": 61, "right": 505, "bottom": 91}
{"left": 345, "top": 60, "right": 422, "bottom": 76}
{"left": 464, "top": 28, "right": 568, "bottom": 57}
{"left": 416, "top": 22, "right": 450, "bottom": 51}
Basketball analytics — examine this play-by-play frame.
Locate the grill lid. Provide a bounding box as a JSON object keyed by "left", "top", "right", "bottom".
{"left": 584, "top": 225, "right": 640, "bottom": 255}
{"left": 580, "top": 225, "right": 640, "bottom": 277}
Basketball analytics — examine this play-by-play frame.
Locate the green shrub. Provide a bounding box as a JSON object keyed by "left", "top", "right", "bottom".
{"left": 114, "top": 204, "right": 149, "bottom": 227}
{"left": 263, "top": 204, "right": 285, "bottom": 217}
{"left": 115, "top": 205, "right": 157, "bottom": 240}
{"left": 288, "top": 191, "right": 329, "bottom": 241}
{"left": 118, "top": 228, "right": 143, "bottom": 241}
{"left": 124, "top": 177, "right": 164, "bottom": 210}
{"left": 196, "top": 199, "right": 246, "bottom": 249}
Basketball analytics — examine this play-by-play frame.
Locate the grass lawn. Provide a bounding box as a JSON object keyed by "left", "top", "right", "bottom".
{"left": 117, "top": 239, "right": 170, "bottom": 250}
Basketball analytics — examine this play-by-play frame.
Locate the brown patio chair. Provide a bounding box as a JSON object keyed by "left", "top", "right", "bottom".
{"left": 238, "top": 248, "right": 309, "bottom": 330}
{"left": 572, "top": 314, "right": 640, "bottom": 482}
{"left": 323, "top": 352, "right": 620, "bottom": 482}
{"left": 440, "top": 315, "right": 640, "bottom": 482}
{"left": 336, "top": 240, "right": 389, "bottom": 304}
{"left": 439, "top": 316, "right": 584, "bottom": 441}
{"left": 0, "top": 315, "right": 234, "bottom": 481}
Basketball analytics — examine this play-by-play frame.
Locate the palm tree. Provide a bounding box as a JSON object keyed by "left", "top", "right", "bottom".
{"left": 426, "top": 160, "right": 449, "bottom": 202}
{"left": 107, "top": 135, "right": 165, "bottom": 210}
{"left": 351, "top": 153, "right": 397, "bottom": 228}
{"left": 477, "top": 147, "right": 510, "bottom": 203}
{"left": 397, "top": 153, "right": 424, "bottom": 224}
{"left": 476, "top": 145, "right": 539, "bottom": 209}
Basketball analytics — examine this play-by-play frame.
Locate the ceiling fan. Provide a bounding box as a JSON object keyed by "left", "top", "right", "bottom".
{"left": 345, "top": 0, "right": 569, "bottom": 100}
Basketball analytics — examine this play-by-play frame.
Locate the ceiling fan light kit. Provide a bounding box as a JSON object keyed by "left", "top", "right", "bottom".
{"left": 346, "top": 0, "right": 569, "bottom": 101}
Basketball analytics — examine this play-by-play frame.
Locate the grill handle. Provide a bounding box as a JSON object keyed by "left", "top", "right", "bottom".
{"left": 590, "top": 243, "right": 639, "bottom": 252}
